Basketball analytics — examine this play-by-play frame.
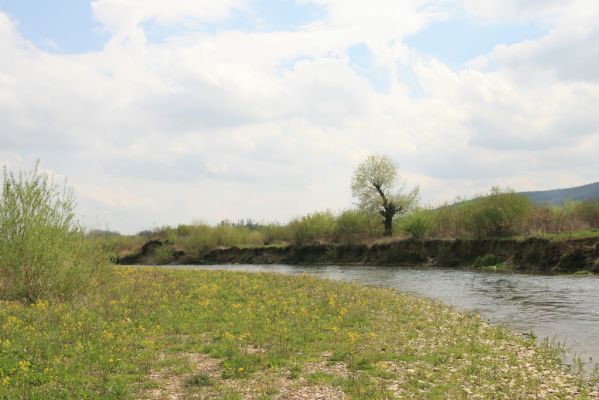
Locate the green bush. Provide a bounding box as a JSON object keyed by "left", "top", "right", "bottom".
{"left": 258, "top": 223, "right": 290, "bottom": 245}
{"left": 399, "top": 208, "right": 434, "bottom": 239}
{"left": 151, "top": 223, "right": 266, "bottom": 260}
{"left": 465, "top": 188, "right": 533, "bottom": 238}
{"left": 88, "top": 232, "right": 144, "bottom": 263}
{"left": 0, "top": 162, "right": 108, "bottom": 302}
{"left": 573, "top": 200, "right": 599, "bottom": 229}
{"left": 333, "top": 209, "right": 381, "bottom": 242}
{"left": 428, "top": 199, "right": 468, "bottom": 239}
{"left": 473, "top": 254, "right": 501, "bottom": 268}
{"left": 288, "top": 211, "right": 336, "bottom": 244}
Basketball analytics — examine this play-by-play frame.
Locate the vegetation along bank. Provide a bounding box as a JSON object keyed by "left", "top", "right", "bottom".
{"left": 118, "top": 237, "right": 599, "bottom": 274}
{"left": 3, "top": 160, "right": 599, "bottom": 398}
{"left": 100, "top": 155, "right": 599, "bottom": 272}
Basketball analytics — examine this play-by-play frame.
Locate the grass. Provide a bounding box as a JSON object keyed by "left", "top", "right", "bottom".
{"left": 1, "top": 267, "right": 597, "bottom": 399}
{"left": 521, "top": 229, "right": 599, "bottom": 241}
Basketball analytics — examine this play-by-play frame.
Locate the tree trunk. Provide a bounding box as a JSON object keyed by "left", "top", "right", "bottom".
{"left": 384, "top": 212, "right": 394, "bottom": 237}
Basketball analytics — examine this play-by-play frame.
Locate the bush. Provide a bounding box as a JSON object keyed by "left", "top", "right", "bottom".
{"left": 428, "top": 199, "right": 468, "bottom": 239}
{"left": 258, "top": 223, "right": 290, "bottom": 245}
{"left": 525, "top": 204, "right": 557, "bottom": 236}
{"left": 288, "top": 211, "right": 336, "bottom": 244}
{"left": 399, "top": 208, "right": 434, "bottom": 239}
{"left": 573, "top": 200, "right": 599, "bottom": 229}
{"left": 333, "top": 209, "right": 381, "bottom": 242}
{"left": 88, "top": 232, "right": 145, "bottom": 263}
{"left": 0, "top": 162, "right": 108, "bottom": 302}
{"left": 465, "top": 188, "right": 533, "bottom": 238}
{"left": 473, "top": 254, "right": 500, "bottom": 268}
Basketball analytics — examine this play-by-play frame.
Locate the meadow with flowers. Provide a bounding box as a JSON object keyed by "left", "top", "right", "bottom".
{"left": 1, "top": 267, "right": 597, "bottom": 399}
{"left": 1, "top": 164, "right": 598, "bottom": 399}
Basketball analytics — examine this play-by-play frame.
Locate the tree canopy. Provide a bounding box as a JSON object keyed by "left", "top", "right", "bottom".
{"left": 351, "top": 154, "right": 419, "bottom": 236}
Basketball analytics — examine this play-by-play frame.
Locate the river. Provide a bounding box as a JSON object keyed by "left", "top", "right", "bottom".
{"left": 168, "top": 264, "right": 599, "bottom": 368}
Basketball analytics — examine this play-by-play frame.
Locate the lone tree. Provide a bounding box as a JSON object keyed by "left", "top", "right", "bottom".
{"left": 351, "top": 154, "right": 419, "bottom": 237}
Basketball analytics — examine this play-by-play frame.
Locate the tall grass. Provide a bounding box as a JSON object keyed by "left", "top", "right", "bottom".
{"left": 0, "top": 162, "right": 107, "bottom": 302}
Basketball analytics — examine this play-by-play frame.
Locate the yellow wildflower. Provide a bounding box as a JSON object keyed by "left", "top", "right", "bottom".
{"left": 18, "top": 360, "right": 30, "bottom": 372}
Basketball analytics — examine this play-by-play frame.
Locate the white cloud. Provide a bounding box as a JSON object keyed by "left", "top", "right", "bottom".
{"left": 75, "top": 184, "right": 158, "bottom": 209}
{"left": 483, "top": 30, "right": 599, "bottom": 83}
{"left": 460, "top": 0, "right": 581, "bottom": 23}
{"left": 1, "top": 1, "right": 598, "bottom": 233}
{"left": 92, "top": 0, "right": 247, "bottom": 31}
{"left": 307, "top": 0, "right": 448, "bottom": 36}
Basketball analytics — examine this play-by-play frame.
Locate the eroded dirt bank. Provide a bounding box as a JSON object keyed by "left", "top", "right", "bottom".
{"left": 118, "top": 237, "right": 599, "bottom": 273}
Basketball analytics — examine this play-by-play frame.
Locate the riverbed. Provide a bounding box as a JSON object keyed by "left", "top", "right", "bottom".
{"left": 167, "top": 264, "right": 599, "bottom": 368}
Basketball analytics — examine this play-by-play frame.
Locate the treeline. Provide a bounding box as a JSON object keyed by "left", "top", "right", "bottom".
{"left": 93, "top": 188, "right": 599, "bottom": 262}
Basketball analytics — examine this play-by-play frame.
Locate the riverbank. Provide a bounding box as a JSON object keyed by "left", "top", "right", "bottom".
{"left": 1, "top": 268, "right": 596, "bottom": 399}
{"left": 119, "top": 237, "right": 599, "bottom": 273}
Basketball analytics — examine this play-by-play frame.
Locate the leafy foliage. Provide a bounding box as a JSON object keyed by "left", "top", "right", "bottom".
{"left": 464, "top": 187, "right": 533, "bottom": 238}
{"left": 333, "top": 209, "right": 382, "bottom": 242}
{"left": 288, "top": 211, "right": 337, "bottom": 244}
{"left": 351, "top": 154, "right": 419, "bottom": 236}
{"left": 398, "top": 208, "right": 434, "bottom": 239}
{"left": 0, "top": 162, "right": 107, "bottom": 302}
{"left": 473, "top": 254, "right": 501, "bottom": 268}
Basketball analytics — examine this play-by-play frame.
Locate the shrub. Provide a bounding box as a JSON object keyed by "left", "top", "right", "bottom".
{"left": 428, "top": 199, "right": 468, "bottom": 239}
{"left": 258, "top": 223, "right": 290, "bottom": 245}
{"left": 334, "top": 209, "right": 381, "bottom": 242}
{"left": 88, "top": 232, "right": 145, "bottom": 263}
{"left": 399, "top": 208, "right": 434, "bottom": 239}
{"left": 0, "top": 162, "right": 108, "bottom": 302}
{"left": 573, "top": 200, "right": 599, "bottom": 229}
{"left": 465, "top": 187, "right": 533, "bottom": 238}
{"left": 288, "top": 211, "right": 336, "bottom": 244}
{"left": 473, "top": 254, "right": 500, "bottom": 268}
{"left": 525, "top": 204, "right": 557, "bottom": 236}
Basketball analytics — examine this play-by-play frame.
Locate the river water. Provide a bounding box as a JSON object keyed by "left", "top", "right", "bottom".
{"left": 169, "top": 264, "right": 599, "bottom": 367}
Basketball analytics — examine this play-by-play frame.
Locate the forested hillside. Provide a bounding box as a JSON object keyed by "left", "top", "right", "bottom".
{"left": 521, "top": 182, "right": 599, "bottom": 205}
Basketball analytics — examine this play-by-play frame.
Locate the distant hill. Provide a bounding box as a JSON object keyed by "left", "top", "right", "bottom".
{"left": 520, "top": 182, "right": 599, "bottom": 205}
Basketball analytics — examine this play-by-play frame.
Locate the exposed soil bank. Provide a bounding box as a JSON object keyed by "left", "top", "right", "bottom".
{"left": 118, "top": 237, "right": 599, "bottom": 273}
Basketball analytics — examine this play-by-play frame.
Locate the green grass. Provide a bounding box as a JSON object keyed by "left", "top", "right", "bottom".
{"left": 1, "top": 268, "right": 596, "bottom": 399}
{"left": 520, "top": 229, "right": 599, "bottom": 241}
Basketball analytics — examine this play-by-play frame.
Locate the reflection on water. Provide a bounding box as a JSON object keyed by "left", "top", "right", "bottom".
{"left": 170, "top": 264, "right": 599, "bottom": 364}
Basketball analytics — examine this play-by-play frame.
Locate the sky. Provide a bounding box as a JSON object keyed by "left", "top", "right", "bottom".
{"left": 0, "top": 0, "right": 598, "bottom": 234}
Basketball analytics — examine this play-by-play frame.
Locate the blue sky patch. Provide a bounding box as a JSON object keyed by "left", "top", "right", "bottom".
{"left": 249, "top": 0, "right": 325, "bottom": 32}
{"left": 0, "top": 0, "right": 108, "bottom": 53}
{"left": 277, "top": 55, "right": 314, "bottom": 74}
{"left": 143, "top": 0, "right": 326, "bottom": 43}
{"left": 405, "top": 18, "right": 549, "bottom": 68}
{"left": 347, "top": 43, "right": 391, "bottom": 93}
{"left": 0, "top": 0, "right": 325, "bottom": 50}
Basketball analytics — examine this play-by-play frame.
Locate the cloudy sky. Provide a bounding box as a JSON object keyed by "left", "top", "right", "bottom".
{"left": 0, "top": 0, "right": 598, "bottom": 233}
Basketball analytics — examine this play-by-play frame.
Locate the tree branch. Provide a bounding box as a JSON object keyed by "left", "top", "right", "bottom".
{"left": 373, "top": 183, "right": 388, "bottom": 206}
